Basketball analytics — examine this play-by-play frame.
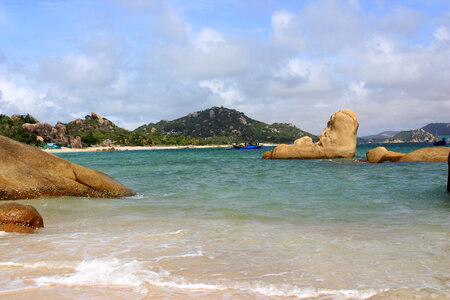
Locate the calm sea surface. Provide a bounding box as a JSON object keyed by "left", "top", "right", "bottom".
{"left": 1, "top": 144, "right": 449, "bottom": 299}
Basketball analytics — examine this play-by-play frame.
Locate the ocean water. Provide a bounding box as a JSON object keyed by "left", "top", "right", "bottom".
{"left": 1, "top": 144, "right": 449, "bottom": 299}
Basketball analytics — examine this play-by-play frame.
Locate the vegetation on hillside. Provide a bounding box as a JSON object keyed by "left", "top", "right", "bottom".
{"left": 0, "top": 114, "right": 42, "bottom": 146}
{"left": 135, "top": 106, "right": 316, "bottom": 144}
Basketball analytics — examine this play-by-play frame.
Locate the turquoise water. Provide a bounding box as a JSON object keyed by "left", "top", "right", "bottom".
{"left": 0, "top": 144, "right": 449, "bottom": 299}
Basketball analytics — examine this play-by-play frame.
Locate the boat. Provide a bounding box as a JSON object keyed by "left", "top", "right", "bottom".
{"left": 432, "top": 137, "right": 446, "bottom": 146}
{"left": 232, "top": 144, "right": 263, "bottom": 150}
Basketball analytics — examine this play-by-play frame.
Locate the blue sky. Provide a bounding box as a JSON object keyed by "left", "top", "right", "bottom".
{"left": 0, "top": 0, "right": 449, "bottom": 135}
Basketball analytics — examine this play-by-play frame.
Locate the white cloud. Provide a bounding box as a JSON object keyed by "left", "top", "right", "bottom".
{"left": 199, "top": 79, "right": 244, "bottom": 107}
{"left": 193, "top": 28, "right": 224, "bottom": 53}
{"left": 0, "top": 0, "right": 449, "bottom": 135}
{"left": 0, "top": 77, "right": 44, "bottom": 114}
{"left": 433, "top": 26, "right": 450, "bottom": 41}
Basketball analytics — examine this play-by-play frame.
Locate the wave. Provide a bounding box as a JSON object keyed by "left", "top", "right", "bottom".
{"left": 27, "top": 257, "right": 380, "bottom": 299}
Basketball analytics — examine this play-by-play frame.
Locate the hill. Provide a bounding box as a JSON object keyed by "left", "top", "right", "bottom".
{"left": 134, "top": 106, "right": 316, "bottom": 144}
{"left": 0, "top": 114, "right": 42, "bottom": 146}
{"left": 390, "top": 129, "right": 435, "bottom": 142}
{"left": 360, "top": 131, "right": 399, "bottom": 140}
{"left": 421, "top": 123, "right": 450, "bottom": 136}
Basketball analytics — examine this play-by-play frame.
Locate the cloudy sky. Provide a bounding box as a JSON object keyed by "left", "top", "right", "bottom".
{"left": 0, "top": 0, "right": 449, "bottom": 136}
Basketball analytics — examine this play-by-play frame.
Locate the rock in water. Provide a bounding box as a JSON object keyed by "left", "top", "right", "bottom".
{"left": 366, "top": 146, "right": 450, "bottom": 163}
{"left": 0, "top": 203, "right": 44, "bottom": 228}
{"left": 0, "top": 135, "right": 135, "bottom": 200}
{"left": 264, "top": 110, "right": 359, "bottom": 159}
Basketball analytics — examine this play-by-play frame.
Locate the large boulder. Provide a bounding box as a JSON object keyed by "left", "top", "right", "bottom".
{"left": 366, "top": 146, "right": 449, "bottom": 163}
{"left": 263, "top": 109, "right": 359, "bottom": 159}
{"left": 22, "top": 122, "right": 82, "bottom": 148}
{"left": 0, "top": 135, "right": 135, "bottom": 200}
{"left": 0, "top": 203, "right": 44, "bottom": 230}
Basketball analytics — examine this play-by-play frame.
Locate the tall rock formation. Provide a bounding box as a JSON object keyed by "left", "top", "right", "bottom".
{"left": 263, "top": 109, "right": 359, "bottom": 159}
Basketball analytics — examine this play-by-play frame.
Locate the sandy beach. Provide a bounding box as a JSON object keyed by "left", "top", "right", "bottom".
{"left": 43, "top": 145, "right": 230, "bottom": 153}
{"left": 42, "top": 144, "right": 278, "bottom": 153}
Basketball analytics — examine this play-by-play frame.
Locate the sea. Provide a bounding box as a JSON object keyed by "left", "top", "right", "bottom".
{"left": 0, "top": 143, "right": 449, "bottom": 299}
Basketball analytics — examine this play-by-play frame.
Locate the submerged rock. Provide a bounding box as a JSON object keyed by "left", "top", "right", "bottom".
{"left": 366, "top": 146, "right": 449, "bottom": 163}
{"left": 0, "top": 203, "right": 43, "bottom": 233}
{"left": 0, "top": 135, "right": 136, "bottom": 200}
{"left": 263, "top": 109, "right": 359, "bottom": 159}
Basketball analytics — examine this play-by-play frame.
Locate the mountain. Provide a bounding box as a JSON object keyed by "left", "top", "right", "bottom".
{"left": 360, "top": 131, "right": 400, "bottom": 140}
{"left": 65, "top": 112, "right": 129, "bottom": 145}
{"left": 421, "top": 123, "right": 450, "bottom": 136}
{"left": 134, "top": 106, "right": 316, "bottom": 144}
{"left": 359, "top": 128, "right": 435, "bottom": 143}
{"left": 390, "top": 129, "right": 435, "bottom": 142}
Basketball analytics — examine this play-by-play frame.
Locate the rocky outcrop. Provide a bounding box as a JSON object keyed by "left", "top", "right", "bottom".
{"left": 263, "top": 110, "right": 359, "bottom": 159}
{"left": 0, "top": 203, "right": 44, "bottom": 228}
{"left": 22, "top": 121, "right": 82, "bottom": 148}
{"left": 0, "top": 135, "right": 136, "bottom": 200}
{"left": 366, "top": 146, "right": 450, "bottom": 163}
{"left": 0, "top": 203, "right": 43, "bottom": 233}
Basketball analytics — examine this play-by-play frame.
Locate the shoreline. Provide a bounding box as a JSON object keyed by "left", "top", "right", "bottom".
{"left": 43, "top": 144, "right": 277, "bottom": 153}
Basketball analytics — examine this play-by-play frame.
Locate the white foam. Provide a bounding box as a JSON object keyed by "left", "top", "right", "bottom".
{"left": 154, "top": 250, "right": 204, "bottom": 262}
{"left": 0, "top": 261, "right": 74, "bottom": 270}
{"left": 34, "top": 258, "right": 155, "bottom": 288}
{"left": 0, "top": 231, "right": 10, "bottom": 236}
{"left": 239, "top": 283, "right": 379, "bottom": 299}
{"left": 32, "top": 257, "right": 225, "bottom": 293}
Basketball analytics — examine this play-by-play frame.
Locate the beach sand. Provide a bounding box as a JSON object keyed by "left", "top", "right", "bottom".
{"left": 42, "top": 145, "right": 231, "bottom": 153}
{"left": 42, "top": 144, "right": 277, "bottom": 153}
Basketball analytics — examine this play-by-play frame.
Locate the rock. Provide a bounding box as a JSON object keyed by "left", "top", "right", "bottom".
{"left": 262, "top": 151, "right": 272, "bottom": 159}
{"left": 69, "top": 136, "right": 82, "bottom": 149}
{"left": 358, "top": 158, "right": 367, "bottom": 162}
{"left": 366, "top": 146, "right": 450, "bottom": 163}
{"left": 0, "top": 223, "right": 35, "bottom": 233}
{"left": 0, "top": 135, "right": 136, "bottom": 200}
{"left": 91, "top": 112, "right": 103, "bottom": 120}
{"left": 0, "top": 203, "right": 44, "bottom": 228}
{"left": 366, "top": 147, "right": 404, "bottom": 163}
{"left": 264, "top": 109, "right": 359, "bottom": 159}
{"left": 23, "top": 122, "right": 82, "bottom": 148}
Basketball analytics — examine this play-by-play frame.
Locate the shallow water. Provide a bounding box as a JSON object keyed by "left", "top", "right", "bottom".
{"left": 1, "top": 144, "right": 449, "bottom": 299}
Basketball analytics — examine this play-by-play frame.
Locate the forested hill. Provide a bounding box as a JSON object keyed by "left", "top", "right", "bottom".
{"left": 421, "top": 123, "right": 450, "bottom": 136}
{"left": 134, "top": 106, "right": 316, "bottom": 144}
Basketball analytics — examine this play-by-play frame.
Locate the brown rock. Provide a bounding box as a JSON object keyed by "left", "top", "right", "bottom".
{"left": 265, "top": 110, "right": 359, "bottom": 159}
{"left": 91, "top": 112, "right": 102, "bottom": 120}
{"left": 69, "top": 136, "right": 82, "bottom": 149}
{"left": 366, "top": 147, "right": 404, "bottom": 163}
{"left": 0, "top": 203, "right": 44, "bottom": 228}
{"left": 366, "top": 146, "right": 449, "bottom": 163}
{"left": 261, "top": 151, "right": 272, "bottom": 159}
{"left": 0, "top": 223, "right": 35, "bottom": 233}
{"left": 0, "top": 135, "right": 136, "bottom": 200}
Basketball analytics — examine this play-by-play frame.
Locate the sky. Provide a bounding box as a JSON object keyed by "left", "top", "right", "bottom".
{"left": 0, "top": 0, "right": 449, "bottom": 136}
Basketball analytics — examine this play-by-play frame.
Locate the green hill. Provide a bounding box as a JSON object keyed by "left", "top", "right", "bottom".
{"left": 134, "top": 106, "right": 316, "bottom": 144}
{"left": 390, "top": 129, "right": 435, "bottom": 142}
{"left": 0, "top": 114, "right": 42, "bottom": 146}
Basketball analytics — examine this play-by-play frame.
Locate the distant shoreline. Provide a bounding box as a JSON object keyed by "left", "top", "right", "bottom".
{"left": 43, "top": 144, "right": 277, "bottom": 153}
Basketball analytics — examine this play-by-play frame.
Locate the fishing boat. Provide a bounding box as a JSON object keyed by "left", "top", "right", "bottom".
{"left": 232, "top": 144, "right": 263, "bottom": 150}
{"left": 432, "top": 137, "right": 446, "bottom": 146}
